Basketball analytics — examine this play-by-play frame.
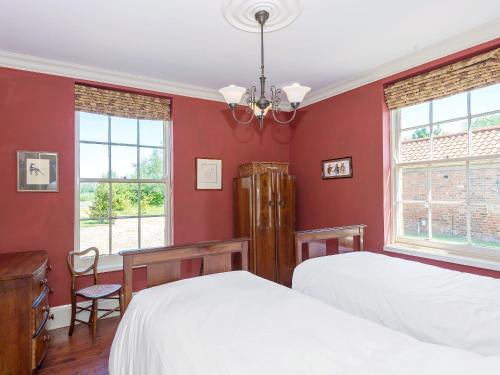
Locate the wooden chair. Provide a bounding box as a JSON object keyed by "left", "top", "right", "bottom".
{"left": 67, "top": 247, "right": 123, "bottom": 343}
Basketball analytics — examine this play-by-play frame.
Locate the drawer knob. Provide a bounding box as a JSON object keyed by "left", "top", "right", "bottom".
{"left": 49, "top": 288, "right": 54, "bottom": 294}
{"left": 49, "top": 314, "right": 55, "bottom": 320}
{"left": 40, "top": 278, "right": 48, "bottom": 286}
{"left": 43, "top": 334, "right": 51, "bottom": 343}
{"left": 46, "top": 264, "right": 52, "bottom": 271}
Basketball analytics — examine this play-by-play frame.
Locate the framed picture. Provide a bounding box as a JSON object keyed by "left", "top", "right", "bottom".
{"left": 196, "top": 158, "right": 222, "bottom": 190}
{"left": 17, "top": 151, "right": 59, "bottom": 192}
{"left": 322, "top": 157, "right": 353, "bottom": 179}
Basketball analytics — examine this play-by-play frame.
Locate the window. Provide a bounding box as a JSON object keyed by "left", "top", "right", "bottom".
{"left": 76, "top": 111, "right": 171, "bottom": 260}
{"left": 390, "top": 83, "right": 500, "bottom": 261}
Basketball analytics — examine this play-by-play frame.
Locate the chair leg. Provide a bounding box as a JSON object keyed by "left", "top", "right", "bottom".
{"left": 68, "top": 295, "right": 77, "bottom": 336}
{"left": 118, "top": 291, "right": 124, "bottom": 317}
{"left": 91, "top": 300, "right": 98, "bottom": 344}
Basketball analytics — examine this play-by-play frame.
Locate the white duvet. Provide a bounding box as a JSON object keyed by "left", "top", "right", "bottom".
{"left": 110, "top": 271, "right": 500, "bottom": 374}
{"left": 293, "top": 252, "right": 500, "bottom": 356}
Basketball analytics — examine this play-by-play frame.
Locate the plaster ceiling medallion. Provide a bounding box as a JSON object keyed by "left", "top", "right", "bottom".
{"left": 222, "top": 0, "right": 303, "bottom": 33}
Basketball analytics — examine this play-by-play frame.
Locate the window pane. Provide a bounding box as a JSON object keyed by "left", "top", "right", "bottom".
{"left": 471, "top": 84, "right": 500, "bottom": 115}
{"left": 471, "top": 123, "right": 500, "bottom": 157}
{"left": 431, "top": 163, "right": 466, "bottom": 202}
{"left": 140, "top": 120, "right": 163, "bottom": 146}
{"left": 79, "top": 112, "right": 108, "bottom": 142}
{"left": 401, "top": 167, "right": 427, "bottom": 201}
{"left": 431, "top": 204, "right": 467, "bottom": 244}
{"left": 400, "top": 202, "right": 428, "bottom": 239}
{"left": 111, "top": 116, "right": 137, "bottom": 144}
{"left": 400, "top": 127, "right": 430, "bottom": 162}
{"left": 471, "top": 204, "right": 500, "bottom": 248}
{"left": 469, "top": 160, "right": 500, "bottom": 205}
{"left": 400, "top": 102, "right": 429, "bottom": 129}
{"left": 80, "top": 182, "right": 98, "bottom": 219}
{"left": 471, "top": 113, "right": 500, "bottom": 130}
{"left": 432, "top": 92, "right": 467, "bottom": 122}
{"left": 432, "top": 120, "right": 468, "bottom": 159}
{"left": 112, "top": 218, "right": 138, "bottom": 253}
{"left": 111, "top": 145, "right": 137, "bottom": 179}
{"left": 140, "top": 183, "right": 165, "bottom": 216}
{"left": 84, "top": 183, "right": 110, "bottom": 220}
{"left": 141, "top": 217, "right": 165, "bottom": 248}
{"left": 80, "top": 219, "right": 109, "bottom": 254}
{"left": 140, "top": 148, "right": 163, "bottom": 179}
{"left": 112, "top": 183, "right": 138, "bottom": 217}
{"left": 80, "top": 143, "right": 108, "bottom": 178}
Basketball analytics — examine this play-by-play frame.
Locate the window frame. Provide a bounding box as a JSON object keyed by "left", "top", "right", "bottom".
{"left": 388, "top": 86, "right": 500, "bottom": 268}
{"left": 74, "top": 112, "right": 173, "bottom": 272}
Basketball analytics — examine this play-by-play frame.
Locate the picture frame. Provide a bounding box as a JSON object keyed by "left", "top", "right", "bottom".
{"left": 17, "top": 151, "right": 59, "bottom": 192}
{"left": 322, "top": 156, "right": 353, "bottom": 179}
{"left": 195, "top": 157, "right": 222, "bottom": 190}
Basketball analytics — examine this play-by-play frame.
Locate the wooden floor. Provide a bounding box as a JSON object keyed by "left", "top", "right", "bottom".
{"left": 37, "top": 317, "right": 120, "bottom": 375}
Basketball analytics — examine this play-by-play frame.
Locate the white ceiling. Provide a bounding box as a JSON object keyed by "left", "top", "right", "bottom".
{"left": 0, "top": 0, "right": 499, "bottom": 105}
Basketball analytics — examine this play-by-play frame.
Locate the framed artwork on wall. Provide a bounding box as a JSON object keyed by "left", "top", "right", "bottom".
{"left": 196, "top": 157, "right": 222, "bottom": 190}
{"left": 322, "top": 157, "right": 353, "bottom": 179}
{"left": 17, "top": 151, "right": 59, "bottom": 192}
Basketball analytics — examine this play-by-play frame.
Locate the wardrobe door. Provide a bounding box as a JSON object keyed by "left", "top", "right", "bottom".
{"left": 275, "top": 173, "right": 296, "bottom": 286}
{"left": 253, "top": 173, "right": 278, "bottom": 282}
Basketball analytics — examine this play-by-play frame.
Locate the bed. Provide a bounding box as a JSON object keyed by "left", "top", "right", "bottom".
{"left": 109, "top": 237, "right": 500, "bottom": 374}
{"left": 292, "top": 225, "right": 500, "bottom": 356}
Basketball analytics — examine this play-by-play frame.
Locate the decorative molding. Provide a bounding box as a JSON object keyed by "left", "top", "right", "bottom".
{"left": 0, "top": 50, "right": 224, "bottom": 103}
{"left": 301, "top": 19, "right": 500, "bottom": 108}
{"left": 222, "top": 0, "right": 303, "bottom": 33}
{"left": 0, "top": 19, "right": 498, "bottom": 109}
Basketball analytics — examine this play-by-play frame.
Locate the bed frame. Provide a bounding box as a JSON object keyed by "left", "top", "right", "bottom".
{"left": 295, "top": 225, "right": 366, "bottom": 265}
{"left": 120, "top": 238, "right": 250, "bottom": 310}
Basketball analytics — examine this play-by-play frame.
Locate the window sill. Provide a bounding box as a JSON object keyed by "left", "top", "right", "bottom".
{"left": 74, "top": 254, "right": 123, "bottom": 274}
{"left": 384, "top": 243, "right": 500, "bottom": 272}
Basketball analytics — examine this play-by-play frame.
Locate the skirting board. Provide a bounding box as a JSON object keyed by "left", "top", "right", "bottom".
{"left": 47, "top": 293, "right": 136, "bottom": 330}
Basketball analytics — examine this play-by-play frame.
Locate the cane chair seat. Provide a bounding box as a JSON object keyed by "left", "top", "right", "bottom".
{"left": 76, "top": 284, "right": 122, "bottom": 299}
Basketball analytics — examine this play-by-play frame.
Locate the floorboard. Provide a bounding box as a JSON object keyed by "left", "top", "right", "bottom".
{"left": 37, "top": 317, "right": 119, "bottom": 375}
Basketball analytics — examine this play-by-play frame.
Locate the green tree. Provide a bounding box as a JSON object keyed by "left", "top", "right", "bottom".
{"left": 88, "top": 184, "right": 129, "bottom": 223}
{"left": 411, "top": 124, "right": 442, "bottom": 139}
{"left": 471, "top": 113, "right": 500, "bottom": 129}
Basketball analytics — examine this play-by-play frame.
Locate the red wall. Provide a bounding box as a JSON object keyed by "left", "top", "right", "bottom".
{"left": 0, "top": 68, "right": 290, "bottom": 305}
{"left": 290, "top": 38, "right": 500, "bottom": 278}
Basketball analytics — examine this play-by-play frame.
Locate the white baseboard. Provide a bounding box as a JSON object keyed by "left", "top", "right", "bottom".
{"left": 47, "top": 298, "right": 121, "bottom": 331}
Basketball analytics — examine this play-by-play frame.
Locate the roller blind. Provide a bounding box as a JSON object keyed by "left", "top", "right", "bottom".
{"left": 384, "top": 47, "right": 500, "bottom": 110}
{"left": 75, "top": 84, "right": 170, "bottom": 121}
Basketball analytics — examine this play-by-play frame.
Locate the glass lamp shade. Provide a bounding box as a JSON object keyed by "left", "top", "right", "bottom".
{"left": 282, "top": 83, "right": 311, "bottom": 104}
{"left": 219, "top": 85, "right": 246, "bottom": 104}
{"left": 252, "top": 103, "right": 271, "bottom": 117}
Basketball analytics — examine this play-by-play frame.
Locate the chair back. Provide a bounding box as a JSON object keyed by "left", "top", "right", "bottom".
{"left": 67, "top": 247, "right": 99, "bottom": 292}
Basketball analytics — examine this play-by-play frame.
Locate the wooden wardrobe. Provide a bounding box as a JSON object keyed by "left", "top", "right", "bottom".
{"left": 234, "top": 162, "right": 295, "bottom": 286}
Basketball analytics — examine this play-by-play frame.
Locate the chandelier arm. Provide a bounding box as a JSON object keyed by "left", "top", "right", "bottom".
{"left": 271, "top": 107, "right": 297, "bottom": 124}
{"left": 231, "top": 107, "right": 255, "bottom": 125}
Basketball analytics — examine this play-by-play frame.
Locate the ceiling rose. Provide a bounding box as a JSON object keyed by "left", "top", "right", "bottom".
{"left": 222, "top": 0, "right": 303, "bottom": 33}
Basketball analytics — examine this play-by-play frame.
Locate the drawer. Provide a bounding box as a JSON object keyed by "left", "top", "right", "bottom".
{"left": 32, "top": 328, "right": 50, "bottom": 370}
{"left": 33, "top": 291, "right": 50, "bottom": 335}
{"left": 32, "top": 262, "right": 48, "bottom": 299}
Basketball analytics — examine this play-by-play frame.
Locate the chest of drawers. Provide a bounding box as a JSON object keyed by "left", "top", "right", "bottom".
{"left": 0, "top": 251, "right": 52, "bottom": 374}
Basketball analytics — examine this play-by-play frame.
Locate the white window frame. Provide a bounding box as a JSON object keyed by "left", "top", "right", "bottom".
{"left": 386, "top": 87, "right": 500, "bottom": 271}
{"left": 74, "top": 112, "right": 173, "bottom": 273}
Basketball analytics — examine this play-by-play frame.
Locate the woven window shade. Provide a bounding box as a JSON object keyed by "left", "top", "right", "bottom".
{"left": 75, "top": 84, "right": 170, "bottom": 121}
{"left": 384, "top": 47, "right": 500, "bottom": 110}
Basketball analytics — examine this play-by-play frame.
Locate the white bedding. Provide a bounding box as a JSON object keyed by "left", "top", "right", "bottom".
{"left": 110, "top": 271, "right": 500, "bottom": 374}
{"left": 292, "top": 252, "right": 500, "bottom": 356}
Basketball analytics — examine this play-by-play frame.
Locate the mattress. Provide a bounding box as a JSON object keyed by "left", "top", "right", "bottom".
{"left": 110, "top": 271, "right": 500, "bottom": 374}
{"left": 292, "top": 251, "right": 500, "bottom": 356}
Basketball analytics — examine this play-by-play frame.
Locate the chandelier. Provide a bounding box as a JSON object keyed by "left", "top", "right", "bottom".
{"left": 219, "top": 10, "right": 310, "bottom": 130}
